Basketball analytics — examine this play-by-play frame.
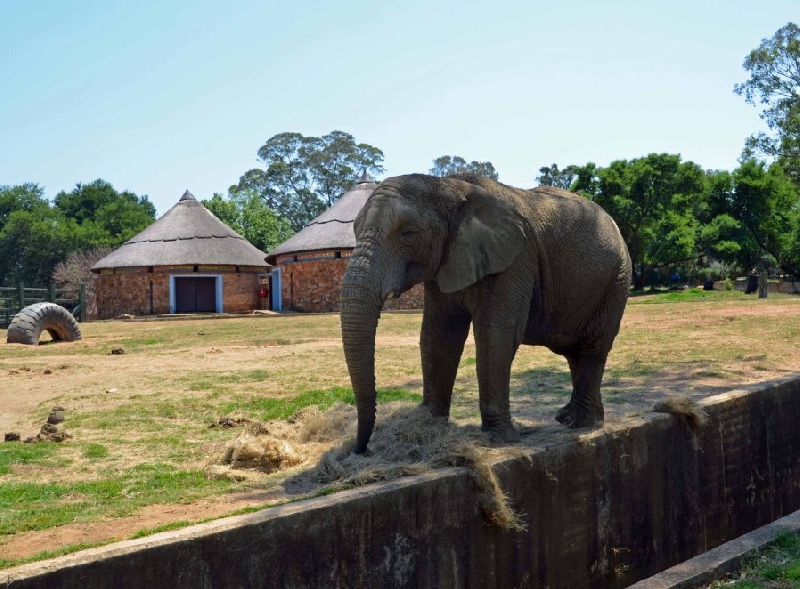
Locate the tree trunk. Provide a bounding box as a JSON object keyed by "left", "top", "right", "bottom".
{"left": 758, "top": 270, "right": 769, "bottom": 298}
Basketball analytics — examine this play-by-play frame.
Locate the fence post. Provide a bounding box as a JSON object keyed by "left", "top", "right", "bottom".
{"left": 17, "top": 282, "right": 24, "bottom": 312}
{"left": 79, "top": 283, "right": 86, "bottom": 323}
{"left": 48, "top": 283, "right": 56, "bottom": 303}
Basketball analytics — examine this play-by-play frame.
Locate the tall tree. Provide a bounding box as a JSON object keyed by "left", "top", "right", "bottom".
{"left": 734, "top": 22, "right": 800, "bottom": 186}
{"left": 203, "top": 190, "right": 294, "bottom": 254}
{"left": 0, "top": 181, "right": 153, "bottom": 287}
{"left": 429, "top": 155, "right": 499, "bottom": 180}
{"left": 54, "top": 179, "right": 155, "bottom": 243}
{"left": 576, "top": 154, "right": 707, "bottom": 289}
{"left": 0, "top": 207, "right": 97, "bottom": 286}
{"left": 232, "top": 131, "right": 384, "bottom": 232}
{"left": 0, "top": 183, "right": 49, "bottom": 229}
{"left": 536, "top": 163, "right": 577, "bottom": 189}
{"left": 727, "top": 160, "right": 798, "bottom": 275}
{"left": 570, "top": 163, "right": 601, "bottom": 199}
{"left": 696, "top": 170, "right": 744, "bottom": 266}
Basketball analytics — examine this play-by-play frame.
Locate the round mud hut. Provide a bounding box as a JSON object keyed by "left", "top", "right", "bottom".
{"left": 265, "top": 173, "right": 424, "bottom": 313}
{"left": 91, "top": 191, "right": 269, "bottom": 319}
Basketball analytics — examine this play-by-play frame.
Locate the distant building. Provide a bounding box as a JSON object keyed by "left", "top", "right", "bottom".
{"left": 91, "top": 191, "right": 269, "bottom": 319}
{"left": 265, "top": 173, "right": 424, "bottom": 313}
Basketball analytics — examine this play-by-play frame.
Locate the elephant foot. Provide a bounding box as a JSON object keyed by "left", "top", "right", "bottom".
{"left": 555, "top": 402, "right": 603, "bottom": 428}
{"left": 481, "top": 421, "right": 522, "bottom": 444}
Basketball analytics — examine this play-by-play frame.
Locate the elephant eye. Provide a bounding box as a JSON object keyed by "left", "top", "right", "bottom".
{"left": 401, "top": 229, "right": 419, "bottom": 242}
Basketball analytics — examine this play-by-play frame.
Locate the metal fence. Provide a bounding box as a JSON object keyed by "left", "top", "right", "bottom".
{"left": 0, "top": 283, "right": 86, "bottom": 328}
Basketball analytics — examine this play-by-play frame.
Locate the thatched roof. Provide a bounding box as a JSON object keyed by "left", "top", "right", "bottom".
{"left": 91, "top": 191, "right": 269, "bottom": 271}
{"left": 266, "top": 173, "right": 377, "bottom": 264}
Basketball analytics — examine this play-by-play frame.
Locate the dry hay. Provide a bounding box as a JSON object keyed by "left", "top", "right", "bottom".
{"left": 652, "top": 396, "right": 710, "bottom": 428}
{"left": 207, "top": 402, "right": 526, "bottom": 531}
{"left": 206, "top": 403, "right": 357, "bottom": 480}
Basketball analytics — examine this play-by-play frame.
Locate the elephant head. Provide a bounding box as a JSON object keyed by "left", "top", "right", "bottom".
{"left": 341, "top": 174, "right": 526, "bottom": 453}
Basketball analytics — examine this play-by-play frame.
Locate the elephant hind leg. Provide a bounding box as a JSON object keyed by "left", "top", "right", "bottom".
{"left": 555, "top": 351, "right": 608, "bottom": 428}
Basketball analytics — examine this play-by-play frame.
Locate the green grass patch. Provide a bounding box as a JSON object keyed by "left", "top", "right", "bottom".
{"left": 630, "top": 288, "right": 748, "bottom": 304}
{"left": 0, "top": 463, "right": 234, "bottom": 536}
{"left": 228, "top": 386, "right": 421, "bottom": 421}
{"left": 81, "top": 443, "right": 109, "bottom": 459}
{"left": 0, "top": 443, "right": 60, "bottom": 475}
{"left": 710, "top": 531, "right": 800, "bottom": 587}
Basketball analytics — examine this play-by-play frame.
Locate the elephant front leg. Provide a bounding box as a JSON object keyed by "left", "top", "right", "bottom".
{"left": 474, "top": 324, "right": 522, "bottom": 443}
{"left": 420, "top": 310, "right": 471, "bottom": 418}
{"left": 556, "top": 352, "right": 608, "bottom": 428}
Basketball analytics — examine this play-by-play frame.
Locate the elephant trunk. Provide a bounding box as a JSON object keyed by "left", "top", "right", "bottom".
{"left": 340, "top": 257, "right": 385, "bottom": 454}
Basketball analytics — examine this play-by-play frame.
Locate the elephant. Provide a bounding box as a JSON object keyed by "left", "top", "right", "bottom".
{"left": 340, "top": 173, "right": 631, "bottom": 454}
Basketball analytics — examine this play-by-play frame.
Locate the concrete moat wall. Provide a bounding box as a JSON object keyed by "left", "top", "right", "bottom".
{"left": 3, "top": 374, "right": 800, "bottom": 588}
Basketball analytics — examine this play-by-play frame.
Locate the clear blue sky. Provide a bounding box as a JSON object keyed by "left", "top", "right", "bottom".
{"left": 0, "top": 1, "right": 795, "bottom": 215}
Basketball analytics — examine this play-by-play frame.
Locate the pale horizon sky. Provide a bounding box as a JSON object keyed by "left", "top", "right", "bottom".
{"left": 1, "top": 1, "right": 795, "bottom": 215}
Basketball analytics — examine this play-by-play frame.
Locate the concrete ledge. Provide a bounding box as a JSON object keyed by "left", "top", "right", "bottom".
{"left": 629, "top": 508, "right": 800, "bottom": 588}
{"left": 3, "top": 374, "right": 800, "bottom": 588}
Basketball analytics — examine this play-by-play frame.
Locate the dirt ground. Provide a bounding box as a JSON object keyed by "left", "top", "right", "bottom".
{"left": 2, "top": 298, "right": 800, "bottom": 563}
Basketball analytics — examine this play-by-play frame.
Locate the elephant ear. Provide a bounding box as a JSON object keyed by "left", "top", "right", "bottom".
{"left": 436, "top": 185, "right": 525, "bottom": 293}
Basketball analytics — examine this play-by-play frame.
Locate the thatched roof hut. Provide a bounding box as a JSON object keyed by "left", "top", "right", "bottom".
{"left": 91, "top": 191, "right": 269, "bottom": 318}
{"left": 264, "top": 174, "right": 423, "bottom": 312}
{"left": 93, "top": 191, "right": 267, "bottom": 269}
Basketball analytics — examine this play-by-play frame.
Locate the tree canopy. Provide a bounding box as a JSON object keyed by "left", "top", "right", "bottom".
{"left": 560, "top": 155, "right": 800, "bottom": 287}
{"left": 735, "top": 22, "right": 800, "bottom": 186}
{"left": 231, "top": 131, "right": 385, "bottom": 232}
{"left": 721, "top": 160, "right": 798, "bottom": 275}
{"left": 0, "top": 180, "right": 154, "bottom": 287}
{"left": 54, "top": 179, "right": 156, "bottom": 244}
{"left": 536, "top": 163, "right": 577, "bottom": 189}
{"left": 203, "top": 189, "right": 294, "bottom": 254}
{"left": 429, "top": 155, "right": 499, "bottom": 180}
{"left": 572, "top": 154, "right": 707, "bottom": 289}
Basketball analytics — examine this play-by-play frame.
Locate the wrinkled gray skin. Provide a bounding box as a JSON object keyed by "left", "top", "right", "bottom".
{"left": 341, "top": 174, "right": 631, "bottom": 454}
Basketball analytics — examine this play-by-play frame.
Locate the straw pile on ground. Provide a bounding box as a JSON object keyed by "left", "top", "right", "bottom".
{"left": 207, "top": 402, "right": 527, "bottom": 531}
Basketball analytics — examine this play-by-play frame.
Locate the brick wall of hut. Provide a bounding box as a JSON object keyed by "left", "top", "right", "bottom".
{"left": 95, "top": 266, "right": 263, "bottom": 319}
{"left": 275, "top": 251, "right": 424, "bottom": 313}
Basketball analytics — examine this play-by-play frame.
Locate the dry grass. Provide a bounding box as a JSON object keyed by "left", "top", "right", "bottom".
{"left": 653, "top": 396, "right": 710, "bottom": 428}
